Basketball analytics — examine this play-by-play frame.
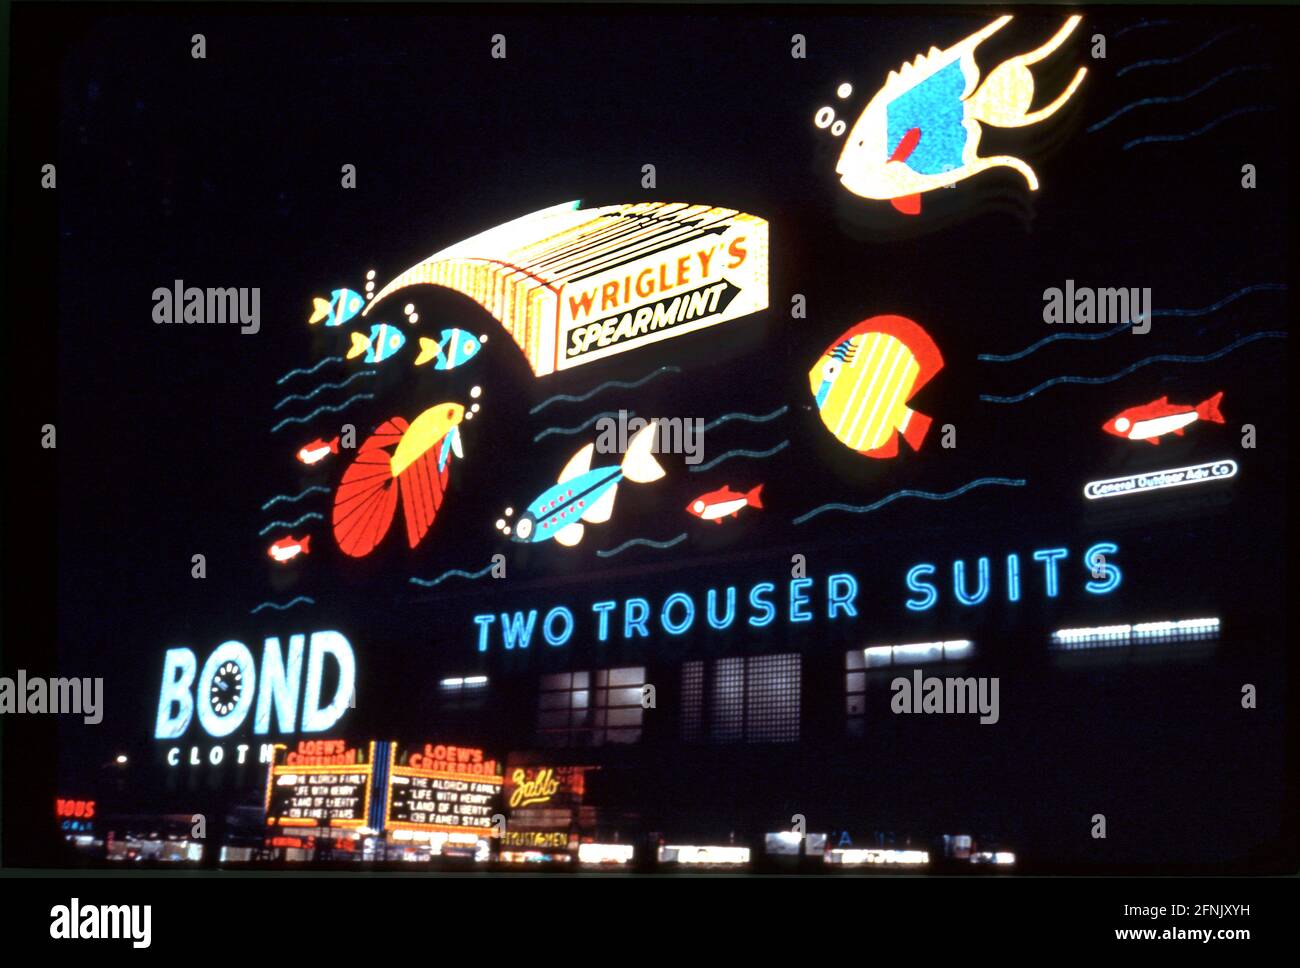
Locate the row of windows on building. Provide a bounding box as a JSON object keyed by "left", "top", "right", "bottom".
{"left": 533, "top": 652, "right": 871, "bottom": 748}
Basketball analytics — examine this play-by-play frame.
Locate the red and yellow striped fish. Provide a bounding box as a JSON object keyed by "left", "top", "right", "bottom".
{"left": 808, "top": 315, "right": 944, "bottom": 458}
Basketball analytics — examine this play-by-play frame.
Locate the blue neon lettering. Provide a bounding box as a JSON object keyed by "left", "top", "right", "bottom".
{"left": 661, "top": 593, "right": 696, "bottom": 635}
{"left": 827, "top": 573, "right": 858, "bottom": 619}
{"left": 905, "top": 564, "right": 938, "bottom": 611}
{"left": 953, "top": 557, "right": 990, "bottom": 606}
{"left": 748, "top": 583, "right": 776, "bottom": 627}
{"left": 1032, "top": 548, "right": 1069, "bottom": 598}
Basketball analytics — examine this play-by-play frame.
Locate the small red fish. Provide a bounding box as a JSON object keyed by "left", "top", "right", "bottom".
{"left": 1102, "top": 392, "right": 1224, "bottom": 444}
{"left": 687, "top": 484, "right": 764, "bottom": 523}
{"left": 889, "top": 127, "right": 923, "bottom": 215}
{"left": 297, "top": 436, "right": 340, "bottom": 465}
{"left": 268, "top": 534, "right": 311, "bottom": 562}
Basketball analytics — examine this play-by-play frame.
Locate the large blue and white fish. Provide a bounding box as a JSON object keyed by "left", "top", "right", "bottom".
{"left": 309, "top": 288, "right": 366, "bottom": 327}
{"left": 835, "top": 15, "right": 1087, "bottom": 214}
{"left": 415, "top": 328, "right": 486, "bottom": 370}
{"left": 506, "top": 421, "right": 665, "bottom": 547}
{"left": 347, "top": 323, "right": 405, "bottom": 364}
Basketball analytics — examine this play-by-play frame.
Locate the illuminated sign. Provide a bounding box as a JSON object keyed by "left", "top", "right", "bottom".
{"left": 822, "top": 16, "right": 1086, "bottom": 213}
{"left": 809, "top": 315, "right": 943, "bottom": 457}
{"left": 154, "top": 630, "right": 355, "bottom": 740}
{"left": 506, "top": 765, "right": 593, "bottom": 809}
{"left": 55, "top": 798, "right": 96, "bottom": 820}
{"left": 385, "top": 744, "right": 503, "bottom": 833}
{"left": 472, "top": 542, "right": 1122, "bottom": 651}
{"left": 1083, "top": 460, "right": 1238, "bottom": 500}
{"left": 500, "top": 830, "right": 569, "bottom": 849}
{"left": 332, "top": 402, "right": 469, "bottom": 558}
{"left": 265, "top": 740, "right": 372, "bottom": 829}
{"left": 363, "top": 201, "right": 769, "bottom": 377}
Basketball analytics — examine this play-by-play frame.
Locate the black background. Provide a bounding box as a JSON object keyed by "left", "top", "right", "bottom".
{"left": 4, "top": 3, "right": 1295, "bottom": 873}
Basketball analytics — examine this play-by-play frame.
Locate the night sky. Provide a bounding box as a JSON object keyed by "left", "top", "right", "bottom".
{"left": 5, "top": 4, "right": 1294, "bottom": 869}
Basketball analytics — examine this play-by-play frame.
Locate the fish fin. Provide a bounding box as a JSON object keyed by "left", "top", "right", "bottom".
{"left": 329, "top": 437, "right": 340, "bottom": 454}
{"left": 863, "top": 435, "right": 900, "bottom": 459}
{"left": 299, "top": 535, "right": 311, "bottom": 554}
{"left": 1174, "top": 427, "right": 1185, "bottom": 435}
{"left": 346, "top": 332, "right": 370, "bottom": 360}
{"left": 1147, "top": 437, "right": 1161, "bottom": 445}
{"left": 1197, "top": 391, "right": 1225, "bottom": 424}
{"left": 414, "top": 337, "right": 442, "bottom": 366}
{"left": 901, "top": 408, "right": 932, "bottom": 452}
{"left": 332, "top": 449, "right": 401, "bottom": 557}
{"left": 558, "top": 443, "right": 595, "bottom": 483}
{"left": 714, "top": 517, "right": 725, "bottom": 525}
{"left": 581, "top": 483, "right": 617, "bottom": 524}
{"left": 309, "top": 297, "right": 331, "bottom": 324}
{"left": 889, "top": 127, "right": 921, "bottom": 164}
{"left": 890, "top": 194, "right": 922, "bottom": 216}
{"left": 398, "top": 444, "right": 450, "bottom": 549}
{"left": 554, "top": 522, "right": 585, "bottom": 547}
{"left": 747, "top": 484, "right": 764, "bottom": 509}
{"left": 622, "top": 421, "right": 666, "bottom": 483}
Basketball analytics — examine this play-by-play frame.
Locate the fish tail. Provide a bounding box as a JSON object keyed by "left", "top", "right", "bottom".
{"left": 309, "top": 297, "right": 332, "bottom": 324}
{"left": 747, "top": 484, "right": 764, "bottom": 509}
{"left": 299, "top": 535, "right": 311, "bottom": 554}
{"left": 346, "top": 332, "right": 370, "bottom": 360}
{"left": 967, "top": 16, "right": 1086, "bottom": 129}
{"left": 621, "top": 421, "right": 666, "bottom": 484}
{"left": 901, "top": 407, "right": 932, "bottom": 452}
{"left": 414, "top": 337, "right": 441, "bottom": 367}
{"left": 329, "top": 437, "right": 340, "bottom": 453}
{"left": 1197, "top": 391, "right": 1225, "bottom": 424}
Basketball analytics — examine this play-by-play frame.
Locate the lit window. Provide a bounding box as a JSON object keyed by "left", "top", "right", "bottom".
{"left": 536, "top": 668, "right": 645, "bottom": 747}
{"left": 680, "top": 654, "right": 800, "bottom": 744}
{"left": 846, "top": 641, "right": 973, "bottom": 735}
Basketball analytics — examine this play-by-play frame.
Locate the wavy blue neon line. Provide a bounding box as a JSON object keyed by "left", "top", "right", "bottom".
{"left": 1089, "top": 65, "right": 1271, "bottom": 132}
{"left": 533, "top": 411, "right": 631, "bottom": 444}
{"left": 1123, "top": 105, "right": 1274, "bottom": 150}
{"left": 702, "top": 405, "right": 789, "bottom": 432}
{"left": 596, "top": 533, "right": 688, "bottom": 559}
{"left": 979, "top": 331, "right": 1286, "bottom": 404}
{"left": 273, "top": 371, "right": 375, "bottom": 411}
{"left": 276, "top": 357, "right": 342, "bottom": 386}
{"left": 257, "top": 512, "right": 323, "bottom": 537}
{"left": 409, "top": 562, "right": 496, "bottom": 588}
{"left": 270, "top": 392, "right": 374, "bottom": 433}
{"left": 794, "top": 478, "right": 1026, "bottom": 526}
{"left": 250, "top": 596, "right": 315, "bottom": 614}
{"left": 978, "top": 283, "right": 1287, "bottom": 362}
{"left": 529, "top": 366, "right": 681, "bottom": 414}
{"left": 260, "top": 486, "right": 331, "bottom": 512}
{"left": 689, "top": 439, "right": 789, "bottom": 473}
{"left": 1116, "top": 27, "right": 1245, "bottom": 78}
{"left": 1114, "top": 19, "right": 1172, "bottom": 39}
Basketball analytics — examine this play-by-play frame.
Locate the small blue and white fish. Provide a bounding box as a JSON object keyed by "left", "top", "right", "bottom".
{"left": 347, "top": 323, "right": 405, "bottom": 364}
{"left": 414, "top": 328, "right": 487, "bottom": 370}
{"left": 309, "top": 288, "right": 366, "bottom": 327}
{"left": 504, "top": 421, "right": 665, "bottom": 547}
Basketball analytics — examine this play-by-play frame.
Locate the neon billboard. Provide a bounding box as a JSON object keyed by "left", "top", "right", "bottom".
{"left": 363, "top": 201, "right": 770, "bottom": 376}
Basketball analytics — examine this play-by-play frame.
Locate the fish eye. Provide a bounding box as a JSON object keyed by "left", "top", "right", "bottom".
{"left": 693, "top": 501, "right": 705, "bottom": 513}
{"left": 446, "top": 408, "right": 455, "bottom": 419}
{"left": 823, "top": 359, "right": 842, "bottom": 381}
{"left": 1115, "top": 417, "right": 1130, "bottom": 432}
{"left": 464, "top": 340, "right": 475, "bottom": 352}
